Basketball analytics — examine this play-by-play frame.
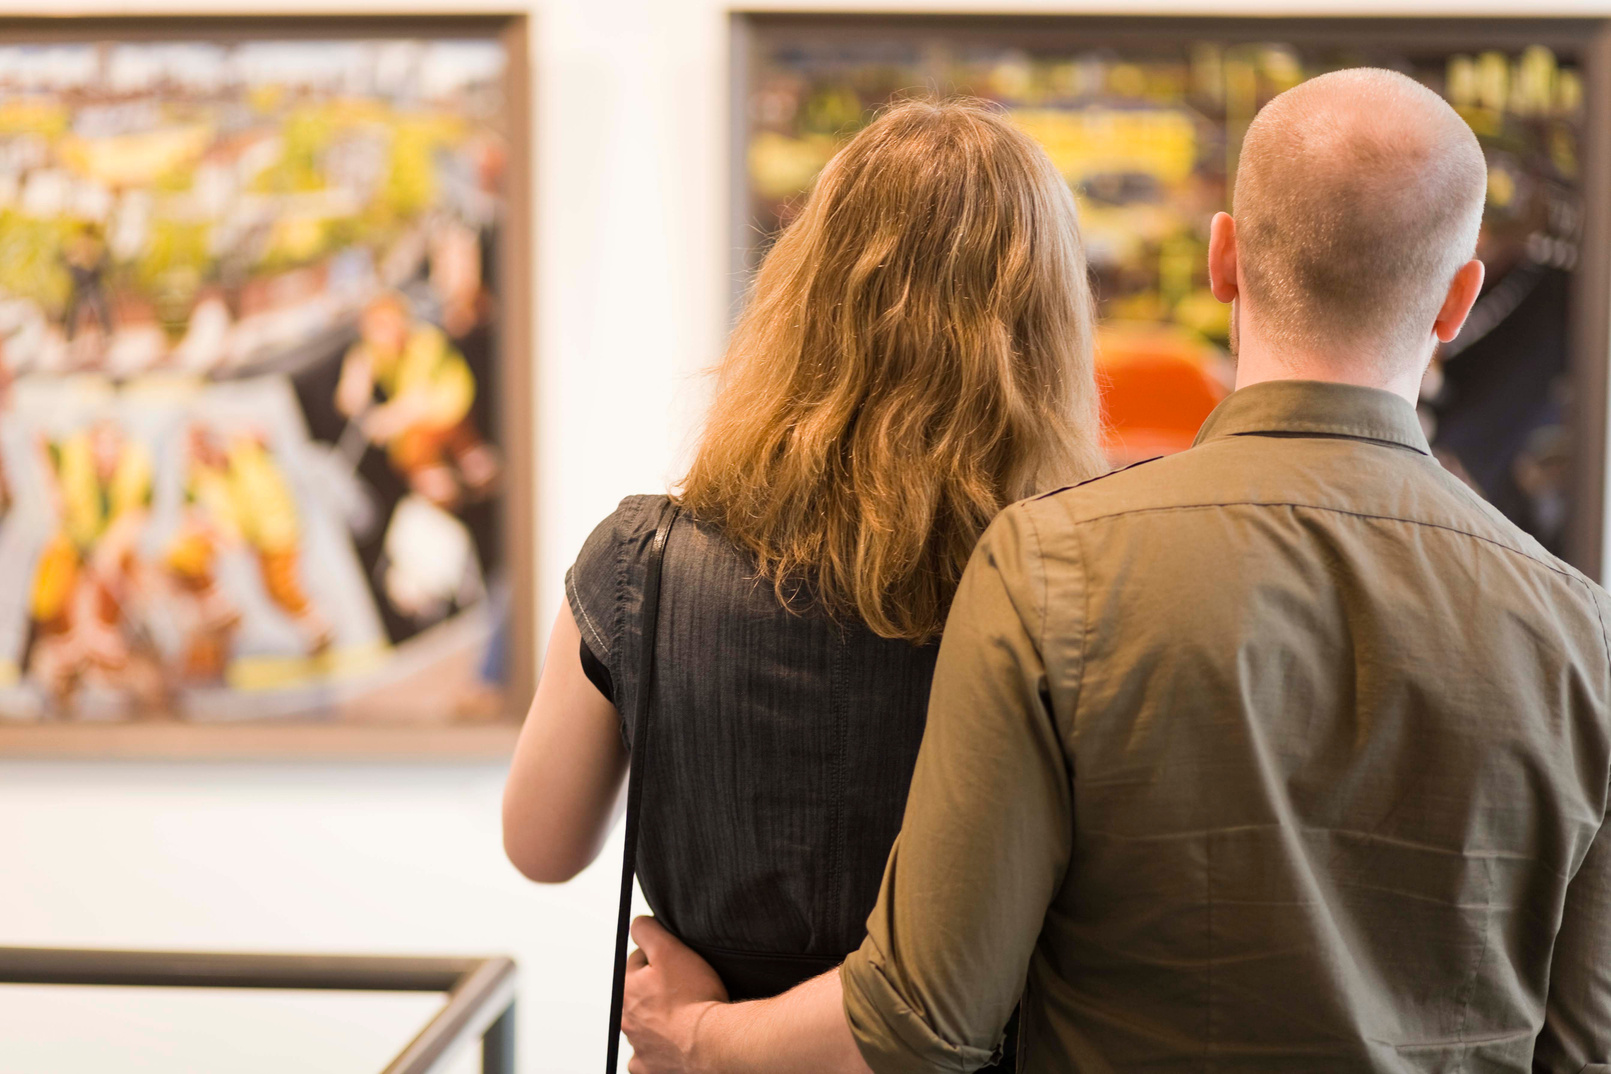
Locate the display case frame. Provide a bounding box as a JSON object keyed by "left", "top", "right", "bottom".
{"left": 0, "top": 12, "right": 534, "bottom": 759}
{"left": 731, "top": 12, "right": 1611, "bottom": 580}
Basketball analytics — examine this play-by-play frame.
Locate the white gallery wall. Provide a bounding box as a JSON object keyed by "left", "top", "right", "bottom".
{"left": 1, "top": 0, "right": 1610, "bottom": 1070}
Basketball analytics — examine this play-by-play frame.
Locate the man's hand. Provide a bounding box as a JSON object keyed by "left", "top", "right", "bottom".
{"left": 622, "top": 916, "right": 728, "bottom": 1074}
{"left": 622, "top": 919, "right": 872, "bottom": 1074}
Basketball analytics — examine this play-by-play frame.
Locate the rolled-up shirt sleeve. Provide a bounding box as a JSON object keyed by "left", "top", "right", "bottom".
{"left": 841, "top": 503, "right": 1076, "bottom": 1074}
{"left": 1534, "top": 798, "right": 1611, "bottom": 1072}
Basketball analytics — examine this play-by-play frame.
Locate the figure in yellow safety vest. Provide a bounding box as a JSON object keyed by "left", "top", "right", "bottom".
{"left": 27, "top": 421, "right": 167, "bottom": 716}
{"left": 164, "top": 425, "right": 333, "bottom": 679}
{"left": 335, "top": 293, "right": 498, "bottom": 508}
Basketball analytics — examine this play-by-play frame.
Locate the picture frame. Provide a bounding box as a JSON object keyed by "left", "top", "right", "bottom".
{"left": 731, "top": 13, "right": 1611, "bottom": 580}
{"left": 0, "top": 13, "right": 534, "bottom": 758}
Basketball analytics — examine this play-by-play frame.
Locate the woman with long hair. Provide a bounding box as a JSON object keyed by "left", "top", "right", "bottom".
{"left": 503, "top": 97, "right": 1103, "bottom": 1060}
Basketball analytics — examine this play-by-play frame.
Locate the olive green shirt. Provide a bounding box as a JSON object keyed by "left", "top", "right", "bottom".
{"left": 842, "top": 380, "right": 1611, "bottom": 1074}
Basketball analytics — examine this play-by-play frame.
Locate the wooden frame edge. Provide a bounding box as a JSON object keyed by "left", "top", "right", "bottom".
{"left": 500, "top": 13, "right": 538, "bottom": 719}
{"left": 1569, "top": 24, "right": 1611, "bottom": 580}
{"left": 0, "top": 721, "right": 521, "bottom": 761}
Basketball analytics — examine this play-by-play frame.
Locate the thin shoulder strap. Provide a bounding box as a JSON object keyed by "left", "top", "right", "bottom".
{"left": 605, "top": 498, "right": 679, "bottom": 1073}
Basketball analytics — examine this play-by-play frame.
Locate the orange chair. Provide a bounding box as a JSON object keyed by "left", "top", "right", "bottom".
{"left": 1096, "top": 323, "right": 1230, "bottom": 465}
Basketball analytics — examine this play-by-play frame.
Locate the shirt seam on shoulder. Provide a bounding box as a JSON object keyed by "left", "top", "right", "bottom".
{"left": 566, "top": 570, "right": 610, "bottom": 658}
{"left": 1581, "top": 578, "right": 1611, "bottom": 822}
{"left": 1018, "top": 505, "right": 1050, "bottom": 648}
{"left": 1023, "top": 502, "right": 1085, "bottom": 795}
{"left": 1069, "top": 500, "right": 1569, "bottom": 578}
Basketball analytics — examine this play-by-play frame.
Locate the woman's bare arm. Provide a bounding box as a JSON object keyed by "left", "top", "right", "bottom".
{"left": 502, "top": 604, "right": 628, "bottom": 882}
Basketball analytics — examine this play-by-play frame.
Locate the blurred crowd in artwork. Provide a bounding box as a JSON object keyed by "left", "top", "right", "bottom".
{"left": 746, "top": 31, "right": 1584, "bottom": 554}
{"left": 0, "top": 37, "right": 513, "bottom": 725}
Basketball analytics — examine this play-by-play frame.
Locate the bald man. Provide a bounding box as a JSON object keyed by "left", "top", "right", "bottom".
{"left": 621, "top": 71, "right": 1611, "bottom": 1074}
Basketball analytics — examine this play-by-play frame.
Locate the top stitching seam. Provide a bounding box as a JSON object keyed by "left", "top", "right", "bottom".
{"left": 1222, "top": 423, "right": 1427, "bottom": 448}
{"left": 1020, "top": 505, "right": 1050, "bottom": 648}
{"left": 1065, "top": 500, "right": 1573, "bottom": 580}
{"left": 1579, "top": 576, "right": 1611, "bottom": 826}
{"left": 568, "top": 574, "right": 610, "bottom": 657}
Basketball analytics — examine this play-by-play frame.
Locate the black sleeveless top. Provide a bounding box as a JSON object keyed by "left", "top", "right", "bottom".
{"left": 566, "top": 495, "right": 936, "bottom": 995}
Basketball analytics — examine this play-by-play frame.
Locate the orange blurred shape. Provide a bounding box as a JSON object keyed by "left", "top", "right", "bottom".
{"left": 1097, "top": 322, "right": 1229, "bottom": 465}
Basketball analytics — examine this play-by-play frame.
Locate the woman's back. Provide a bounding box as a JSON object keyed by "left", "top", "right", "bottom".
{"left": 503, "top": 99, "right": 1101, "bottom": 1069}
{"left": 569, "top": 494, "right": 936, "bottom": 997}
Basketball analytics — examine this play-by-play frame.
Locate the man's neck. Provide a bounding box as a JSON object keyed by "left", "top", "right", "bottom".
{"left": 1233, "top": 340, "right": 1426, "bottom": 407}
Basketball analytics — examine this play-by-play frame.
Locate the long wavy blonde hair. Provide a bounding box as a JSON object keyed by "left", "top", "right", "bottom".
{"left": 680, "top": 98, "right": 1103, "bottom": 642}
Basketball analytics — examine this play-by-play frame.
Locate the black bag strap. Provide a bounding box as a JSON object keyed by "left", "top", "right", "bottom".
{"left": 605, "top": 498, "right": 680, "bottom": 1073}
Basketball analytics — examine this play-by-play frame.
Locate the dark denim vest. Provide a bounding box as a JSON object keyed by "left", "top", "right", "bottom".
{"left": 566, "top": 495, "right": 936, "bottom": 996}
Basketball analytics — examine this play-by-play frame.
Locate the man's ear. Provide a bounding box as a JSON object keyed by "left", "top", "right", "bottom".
{"left": 1433, "top": 258, "right": 1486, "bottom": 344}
{"left": 1208, "top": 212, "right": 1239, "bottom": 303}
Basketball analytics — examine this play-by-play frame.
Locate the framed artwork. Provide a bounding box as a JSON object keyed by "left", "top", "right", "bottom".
{"left": 732, "top": 14, "right": 1611, "bottom": 577}
{"left": 0, "top": 15, "right": 533, "bottom": 757}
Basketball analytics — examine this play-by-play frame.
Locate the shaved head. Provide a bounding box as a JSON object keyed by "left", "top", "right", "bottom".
{"left": 1233, "top": 68, "right": 1486, "bottom": 373}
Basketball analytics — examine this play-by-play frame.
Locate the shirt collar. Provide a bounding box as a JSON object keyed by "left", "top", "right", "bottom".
{"left": 1193, "top": 379, "right": 1431, "bottom": 456}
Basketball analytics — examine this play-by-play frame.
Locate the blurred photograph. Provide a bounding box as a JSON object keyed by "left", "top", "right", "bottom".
{"left": 742, "top": 32, "right": 1585, "bottom": 553}
{"left": 0, "top": 35, "right": 517, "bottom": 729}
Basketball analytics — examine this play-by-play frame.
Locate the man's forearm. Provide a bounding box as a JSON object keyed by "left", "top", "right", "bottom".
{"left": 692, "top": 970, "right": 872, "bottom": 1074}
